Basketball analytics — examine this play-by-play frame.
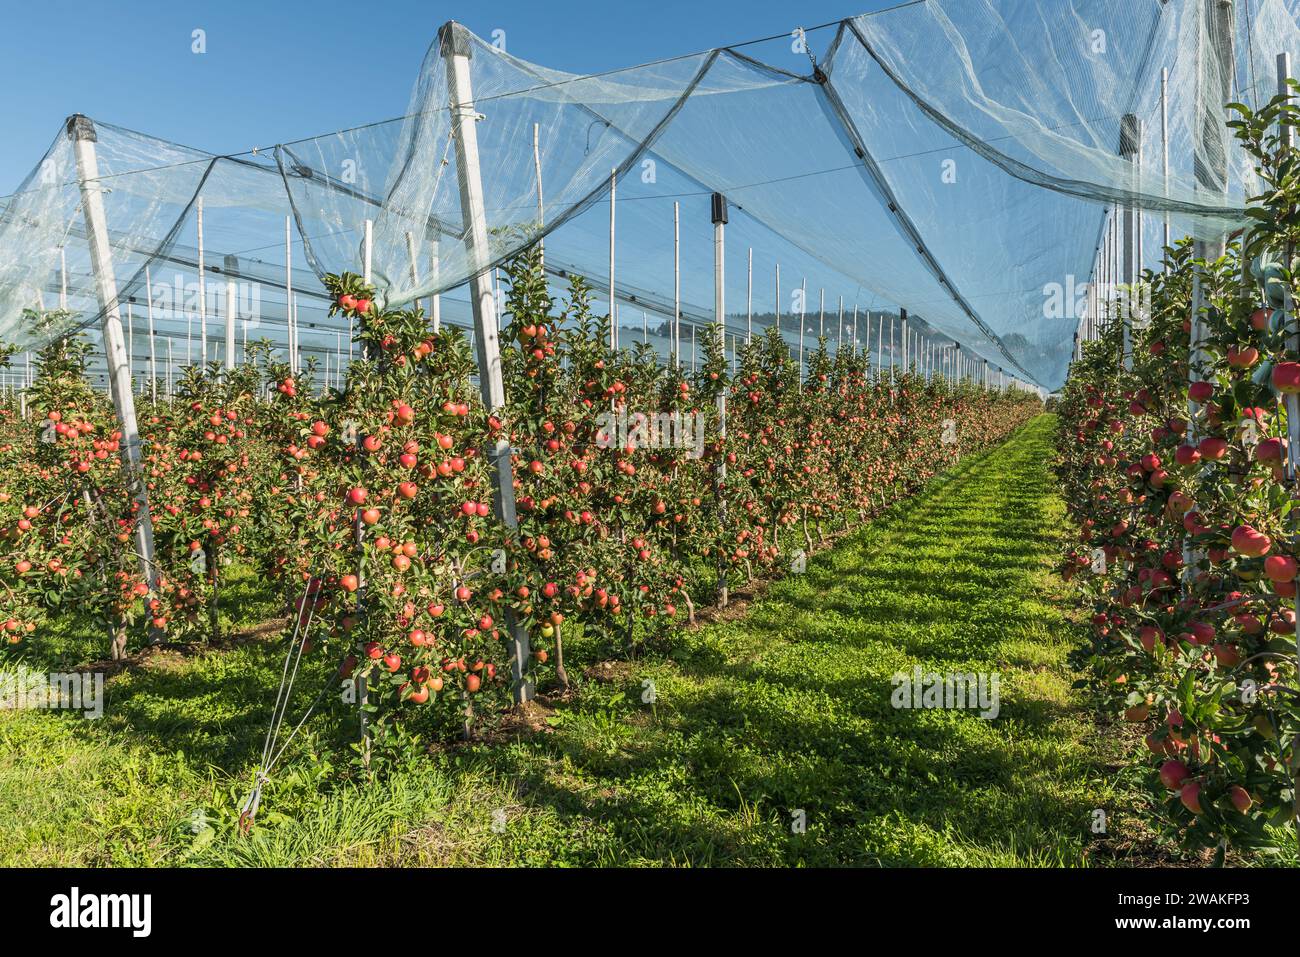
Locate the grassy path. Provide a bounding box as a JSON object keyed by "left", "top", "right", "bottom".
{"left": 0, "top": 415, "right": 1130, "bottom": 866}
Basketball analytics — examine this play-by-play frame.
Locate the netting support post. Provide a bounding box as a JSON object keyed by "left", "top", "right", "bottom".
{"left": 224, "top": 255, "right": 238, "bottom": 371}
{"left": 66, "top": 114, "right": 162, "bottom": 636}
{"left": 712, "top": 192, "right": 729, "bottom": 608}
{"left": 900, "top": 309, "right": 908, "bottom": 372}
{"left": 1119, "top": 112, "right": 1142, "bottom": 371}
{"left": 440, "top": 20, "right": 533, "bottom": 705}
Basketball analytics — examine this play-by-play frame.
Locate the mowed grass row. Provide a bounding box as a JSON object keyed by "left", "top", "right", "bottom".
{"left": 0, "top": 414, "right": 1135, "bottom": 866}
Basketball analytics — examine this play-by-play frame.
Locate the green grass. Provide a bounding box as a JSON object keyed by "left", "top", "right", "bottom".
{"left": 0, "top": 415, "right": 1147, "bottom": 866}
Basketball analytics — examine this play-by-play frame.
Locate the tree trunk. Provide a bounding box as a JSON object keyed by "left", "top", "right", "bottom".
{"left": 553, "top": 622, "right": 569, "bottom": 690}
{"left": 109, "top": 621, "right": 128, "bottom": 661}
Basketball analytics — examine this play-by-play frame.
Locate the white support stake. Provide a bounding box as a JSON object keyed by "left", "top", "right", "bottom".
{"left": 197, "top": 197, "right": 206, "bottom": 367}
{"left": 608, "top": 168, "right": 616, "bottom": 350}
{"left": 224, "top": 255, "right": 238, "bottom": 370}
{"left": 146, "top": 267, "right": 157, "bottom": 404}
{"left": 66, "top": 115, "right": 160, "bottom": 616}
{"left": 441, "top": 22, "right": 531, "bottom": 703}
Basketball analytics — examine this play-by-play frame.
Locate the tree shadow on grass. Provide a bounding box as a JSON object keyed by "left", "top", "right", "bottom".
{"left": 469, "top": 419, "right": 1098, "bottom": 865}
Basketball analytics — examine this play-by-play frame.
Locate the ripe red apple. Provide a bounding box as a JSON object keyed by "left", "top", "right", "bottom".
{"left": 1198, "top": 437, "right": 1227, "bottom": 460}
{"left": 1189, "top": 381, "right": 1214, "bottom": 403}
{"left": 1230, "top": 525, "right": 1271, "bottom": 557}
{"left": 1227, "top": 345, "right": 1259, "bottom": 369}
{"left": 1228, "top": 785, "right": 1252, "bottom": 813}
{"left": 1265, "top": 554, "right": 1297, "bottom": 583}
{"left": 1212, "top": 643, "right": 1241, "bottom": 667}
{"left": 1179, "top": 781, "right": 1203, "bottom": 814}
{"left": 1274, "top": 362, "right": 1300, "bottom": 394}
{"left": 347, "top": 487, "right": 368, "bottom": 505}
{"left": 1255, "top": 437, "right": 1284, "bottom": 462}
{"left": 1159, "top": 759, "right": 1189, "bottom": 791}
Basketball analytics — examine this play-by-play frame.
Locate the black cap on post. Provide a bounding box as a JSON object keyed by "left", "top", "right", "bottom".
{"left": 711, "top": 192, "right": 728, "bottom": 226}
{"left": 66, "top": 114, "right": 96, "bottom": 143}
{"left": 438, "top": 21, "right": 473, "bottom": 59}
{"left": 1119, "top": 113, "right": 1141, "bottom": 159}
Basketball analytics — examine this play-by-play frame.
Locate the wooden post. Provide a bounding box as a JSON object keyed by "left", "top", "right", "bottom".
{"left": 441, "top": 21, "right": 532, "bottom": 703}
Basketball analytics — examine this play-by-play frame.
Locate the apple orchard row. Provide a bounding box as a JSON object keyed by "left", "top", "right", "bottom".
{"left": 1055, "top": 93, "right": 1300, "bottom": 855}
{"left": 0, "top": 246, "right": 1039, "bottom": 746}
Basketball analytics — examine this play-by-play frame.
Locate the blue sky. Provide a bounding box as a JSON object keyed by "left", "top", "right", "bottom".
{"left": 0, "top": 0, "right": 894, "bottom": 193}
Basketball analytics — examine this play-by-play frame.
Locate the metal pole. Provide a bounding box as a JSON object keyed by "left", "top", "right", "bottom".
{"left": 900, "top": 308, "right": 908, "bottom": 371}
{"left": 60, "top": 247, "right": 68, "bottom": 310}
{"left": 66, "top": 114, "right": 160, "bottom": 609}
{"left": 441, "top": 21, "right": 531, "bottom": 703}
